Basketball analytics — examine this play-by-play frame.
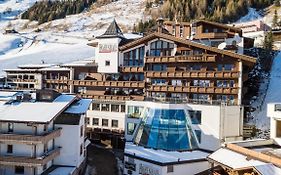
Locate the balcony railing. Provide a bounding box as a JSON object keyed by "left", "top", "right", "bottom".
{"left": 194, "top": 32, "right": 228, "bottom": 39}
{"left": 80, "top": 94, "right": 145, "bottom": 101}
{"left": 0, "top": 128, "right": 61, "bottom": 144}
{"left": 7, "top": 79, "right": 36, "bottom": 83}
{"left": 145, "top": 71, "right": 239, "bottom": 79}
{"left": 0, "top": 147, "right": 60, "bottom": 166}
{"left": 145, "top": 54, "right": 216, "bottom": 63}
{"left": 144, "top": 97, "right": 236, "bottom": 106}
{"left": 45, "top": 80, "right": 145, "bottom": 88}
{"left": 119, "top": 66, "right": 144, "bottom": 73}
{"left": 148, "top": 85, "right": 238, "bottom": 95}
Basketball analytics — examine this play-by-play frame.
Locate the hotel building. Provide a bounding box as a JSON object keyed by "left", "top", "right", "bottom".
{"left": 4, "top": 19, "right": 256, "bottom": 149}
{"left": 0, "top": 90, "right": 91, "bottom": 175}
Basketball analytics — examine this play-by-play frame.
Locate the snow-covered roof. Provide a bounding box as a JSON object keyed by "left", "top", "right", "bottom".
{"left": 254, "top": 163, "right": 281, "bottom": 175}
{"left": 0, "top": 91, "right": 19, "bottom": 101}
{"left": 65, "top": 99, "right": 92, "bottom": 114}
{"left": 62, "top": 59, "right": 96, "bottom": 67}
{"left": 18, "top": 64, "right": 54, "bottom": 69}
{"left": 125, "top": 142, "right": 208, "bottom": 164}
{"left": 0, "top": 94, "right": 76, "bottom": 123}
{"left": 40, "top": 66, "right": 70, "bottom": 71}
{"left": 208, "top": 147, "right": 266, "bottom": 169}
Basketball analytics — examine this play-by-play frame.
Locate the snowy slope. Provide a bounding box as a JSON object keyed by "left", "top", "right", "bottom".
{"left": 236, "top": 8, "right": 262, "bottom": 23}
{"left": 0, "top": 0, "right": 146, "bottom": 75}
{"left": 250, "top": 52, "right": 281, "bottom": 132}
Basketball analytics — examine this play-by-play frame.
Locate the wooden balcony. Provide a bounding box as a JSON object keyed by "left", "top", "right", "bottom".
{"left": 119, "top": 66, "right": 144, "bottom": 73}
{"left": 45, "top": 80, "right": 145, "bottom": 88}
{"left": 80, "top": 94, "right": 145, "bottom": 101}
{"left": 194, "top": 32, "right": 228, "bottom": 39}
{"left": 148, "top": 85, "right": 238, "bottom": 95}
{"left": 0, "top": 128, "right": 61, "bottom": 144}
{"left": 145, "top": 54, "right": 216, "bottom": 63}
{"left": 0, "top": 147, "right": 60, "bottom": 167}
{"left": 145, "top": 71, "right": 239, "bottom": 79}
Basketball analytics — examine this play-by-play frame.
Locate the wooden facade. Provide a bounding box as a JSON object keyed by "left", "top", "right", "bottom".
{"left": 5, "top": 20, "right": 256, "bottom": 106}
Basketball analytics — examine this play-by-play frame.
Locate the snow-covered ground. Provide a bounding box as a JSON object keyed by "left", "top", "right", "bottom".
{"left": 249, "top": 51, "right": 281, "bottom": 136}
{"left": 0, "top": 0, "right": 147, "bottom": 75}
{"left": 236, "top": 8, "right": 262, "bottom": 23}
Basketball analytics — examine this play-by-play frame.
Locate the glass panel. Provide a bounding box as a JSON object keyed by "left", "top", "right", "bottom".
{"left": 134, "top": 108, "right": 198, "bottom": 151}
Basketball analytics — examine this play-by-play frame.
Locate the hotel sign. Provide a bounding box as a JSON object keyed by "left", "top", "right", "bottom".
{"left": 99, "top": 43, "right": 118, "bottom": 53}
{"left": 139, "top": 164, "right": 160, "bottom": 175}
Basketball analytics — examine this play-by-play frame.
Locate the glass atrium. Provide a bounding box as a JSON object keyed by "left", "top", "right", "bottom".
{"left": 134, "top": 107, "right": 199, "bottom": 151}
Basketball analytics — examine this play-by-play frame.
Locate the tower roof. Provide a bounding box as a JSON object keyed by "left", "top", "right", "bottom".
{"left": 97, "top": 19, "right": 124, "bottom": 38}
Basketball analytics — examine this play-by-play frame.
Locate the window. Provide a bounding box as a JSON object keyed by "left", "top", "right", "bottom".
{"left": 86, "top": 117, "right": 90, "bottom": 125}
{"left": 105, "top": 60, "right": 110, "bottom": 66}
{"left": 275, "top": 104, "right": 281, "bottom": 111}
{"left": 112, "top": 120, "right": 118, "bottom": 128}
{"left": 111, "top": 104, "right": 120, "bottom": 112}
{"left": 7, "top": 145, "right": 13, "bottom": 153}
{"left": 101, "top": 104, "right": 110, "bottom": 111}
{"left": 217, "top": 64, "right": 223, "bottom": 71}
{"left": 93, "top": 118, "right": 99, "bottom": 126}
{"left": 8, "top": 123, "right": 13, "bottom": 132}
{"left": 189, "top": 110, "right": 202, "bottom": 124}
{"left": 121, "top": 105, "right": 126, "bottom": 112}
{"left": 80, "top": 144, "right": 83, "bottom": 155}
{"left": 80, "top": 125, "right": 83, "bottom": 137}
{"left": 102, "top": 119, "right": 108, "bottom": 127}
{"left": 92, "top": 103, "right": 100, "bottom": 111}
{"left": 43, "top": 164, "right": 47, "bottom": 170}
{"left": 127, "top": 106, "right": 143, "bottom": 118}
{"left": 15, "top": 166, "right": 24, "bottom": 174}
{"left": 167, "top": 165, "right": 174, "bottom": 173}
{"left": 195, "top": 130, "right": 202, "bottom": 143}
{"left": 127, "top": 123, "right": 136, "bottom": 135}
{"left": 180, "top": 25, "right": 183, "bottom": 37}
{"left": 224, "top": 64, "right": 234, "bottom": 71}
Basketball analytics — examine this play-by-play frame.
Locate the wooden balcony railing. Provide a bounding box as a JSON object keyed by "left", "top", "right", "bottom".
{"left": 0, "top": 128, "right": 61, "bottom": 144}
{"left": 148, "top": 85, "right": 238, "bottom": 95}
{"left": 0, "top": 147, "right": 60, "bottom": 166}
{"left": 119, "top": 66, "right": 144, "bottom": 73}
{"left": 44, "top": 80, "right": 145, "bottom": 88}
{"left": 145, "top": 71, "right": 239, "bottom": 79}
{"left": 145, "top": 54, "right": 216, "bottom": 63}
{"left": 194, "top": 32, "right": 228, "bottom": 39}
{"left": 80, "top": 94, "right": 145, "bottom": 101}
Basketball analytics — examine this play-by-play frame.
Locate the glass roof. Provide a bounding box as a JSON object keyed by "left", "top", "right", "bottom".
{"left": 134, "top": 108, "right": 199, "bottom": 151}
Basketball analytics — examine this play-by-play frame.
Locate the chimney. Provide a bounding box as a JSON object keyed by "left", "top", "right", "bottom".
{"left": 157, "top": 17, "right": 164, "bottom": 33}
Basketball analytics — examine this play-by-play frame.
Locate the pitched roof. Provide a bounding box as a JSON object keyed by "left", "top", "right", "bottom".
{"left": 97, "top": 19, "right": 124, "bottom": 38}
{"left": 119, "top": 32, "right": 256, "bottom": 65}
{"left": 193, "top": 20, "right": 242, "bottom": 34}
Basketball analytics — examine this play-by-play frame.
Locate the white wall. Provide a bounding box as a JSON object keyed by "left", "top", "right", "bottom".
{"left": 87, "top": 110, "right": 125, "bottom": 131}
{"left": 96, "top": 37, "right": 121, "bottom": 73}
{"left": 54, "top": 114, "right": 85, "bottom": 167}
{"left": 124, "top": 155, "right": 209, "bottom": 175}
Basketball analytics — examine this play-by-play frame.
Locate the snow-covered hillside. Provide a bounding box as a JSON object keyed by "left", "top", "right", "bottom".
{"left": 0, "top": 0, "right": 147, "bottom": 75}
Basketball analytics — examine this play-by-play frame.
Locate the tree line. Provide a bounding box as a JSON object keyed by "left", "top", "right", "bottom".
{"left": 159, "top": 0, "right": 273, "bottom": 23}
{"left": 21, "top": 0, "right": 96, "bottom": 24}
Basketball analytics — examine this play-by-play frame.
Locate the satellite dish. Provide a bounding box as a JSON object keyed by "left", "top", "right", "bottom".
{"left": 218, "top": 42, "right": 227, "bottom": 50}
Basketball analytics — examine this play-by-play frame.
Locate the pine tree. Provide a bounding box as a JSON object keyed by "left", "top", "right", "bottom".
{"left": 272, "top": 9, "right": 279, "bottom": 28}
